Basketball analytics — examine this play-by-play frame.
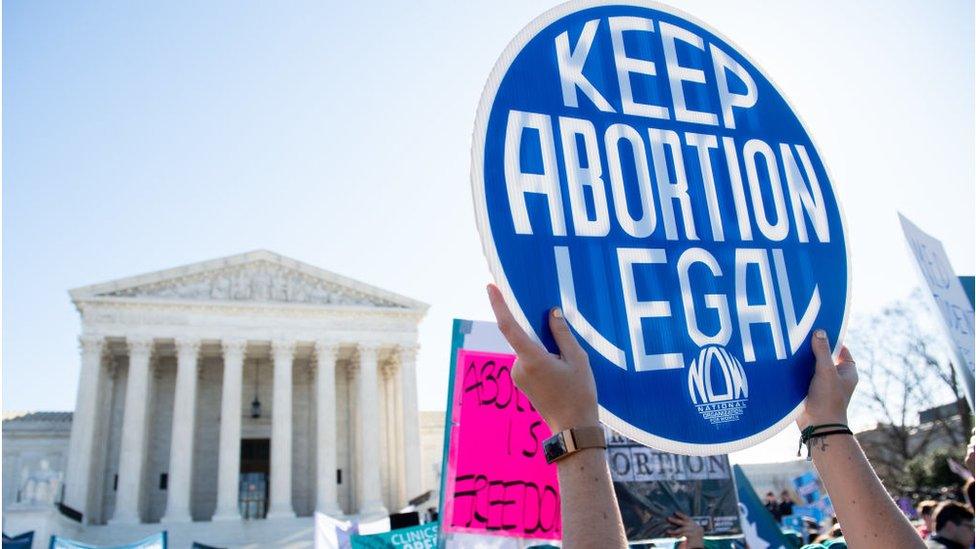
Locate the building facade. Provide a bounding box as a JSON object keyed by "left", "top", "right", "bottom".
{"left": 54, "top": 250, "right": 428, "bottom": 534}
{"left": 2, "top": 412, "right": 72, "bottom": 513}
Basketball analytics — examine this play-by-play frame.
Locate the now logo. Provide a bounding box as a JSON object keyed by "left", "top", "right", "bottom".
{"left": 687, "top": 345, "right": 748, "bottom": 405}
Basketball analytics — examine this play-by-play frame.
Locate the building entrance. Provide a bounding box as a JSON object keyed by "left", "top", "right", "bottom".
{"left": 239, "top": 438, "right": 270, "bottom": 519}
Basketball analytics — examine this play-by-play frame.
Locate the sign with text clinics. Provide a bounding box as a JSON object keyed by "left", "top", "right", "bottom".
{"left": 472, "top": 1, "right": 850, "bottom": 454}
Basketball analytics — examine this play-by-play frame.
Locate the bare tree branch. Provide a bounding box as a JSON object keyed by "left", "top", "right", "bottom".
{"left": 847, "top": 291, "right": 971, "bottom": 492}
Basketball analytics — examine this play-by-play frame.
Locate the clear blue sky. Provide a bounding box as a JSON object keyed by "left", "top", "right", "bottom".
{"left": 4, "top": 1, "right": 973, "bottom": 462}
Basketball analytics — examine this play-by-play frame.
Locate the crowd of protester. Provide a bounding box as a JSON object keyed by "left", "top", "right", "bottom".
{"left": 768, "top": 442, "right": 975, "bottom": 548}
{"left": 757, "top": 451, "right": 975, "bottom": 548}
{"left": 488, "top": 284, "right": 974, "bottom": 549}
{"left": 912, "top": 472, "right": 975, "bottom": 549}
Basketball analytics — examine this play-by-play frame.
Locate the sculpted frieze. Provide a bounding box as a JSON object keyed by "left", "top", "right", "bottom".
{"left": 99, "top": 261, "right": 402, "bottom": 307}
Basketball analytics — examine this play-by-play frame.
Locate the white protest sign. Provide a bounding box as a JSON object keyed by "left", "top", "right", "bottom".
{"left": 899, "top": 213, "right": 975, "bottom": 409}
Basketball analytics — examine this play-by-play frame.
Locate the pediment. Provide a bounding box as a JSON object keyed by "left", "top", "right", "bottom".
{"left": 70, "top": 250, "right": 426, "bottom": 310}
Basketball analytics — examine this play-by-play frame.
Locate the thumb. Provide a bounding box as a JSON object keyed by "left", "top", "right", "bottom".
{"left": 548, "top": 307, "right": 586, "bottom": 364}
{"left": 811, "top": 329, "right": 836, "bottom": 375}
{"left": 835, "top": 345, "right": 858, "bottom": 383}
{"left": 837, "top": 345, "right": 855, "bottom": 365}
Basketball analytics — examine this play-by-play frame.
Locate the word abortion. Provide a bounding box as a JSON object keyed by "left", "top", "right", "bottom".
{"left": 505, "top": 116, "right": 828, "bottom": 245}
{"left": 500, "top": 16, "right": 835, "bottom": 369}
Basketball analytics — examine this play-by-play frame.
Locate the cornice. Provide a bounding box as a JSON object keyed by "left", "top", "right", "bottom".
{"left": 75, "top": 295, "right": 426, "bottom": 320}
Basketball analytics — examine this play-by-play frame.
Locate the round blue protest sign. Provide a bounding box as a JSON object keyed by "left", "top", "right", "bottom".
{"left": 472, "top": 1, "right": 850, "bottom": 454}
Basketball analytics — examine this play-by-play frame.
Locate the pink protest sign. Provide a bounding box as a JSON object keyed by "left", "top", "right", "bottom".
{"left": 441, "top": 349, "right": 561, "bottom": 539}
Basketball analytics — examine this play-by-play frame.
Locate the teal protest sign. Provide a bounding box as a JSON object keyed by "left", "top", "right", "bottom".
{"left": 733, "top": 465, "right": 793, "bottom": 549}
{"left": 350, "top": 522, "right": 437, "bottom": 549}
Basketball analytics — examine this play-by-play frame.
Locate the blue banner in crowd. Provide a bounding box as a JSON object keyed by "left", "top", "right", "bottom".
{"left": 49, "top": 532, "right": 166, "bottom": 549}
{"left": 3, "top": 531, "right": 33, "bottom": 549}
{"left": 350, "top": 522, "right": 437, "bottom": 548}
{"left": 791, "top": 505, "right": 824, "bottom": 524}
{"left": 792, "top": 472, "right": 820, "bottom": 505}
{"left": 733, "top": 465, "right": 793, "bottom": 549}
{"left": 472, "top": 0, "right": 849, "bottom": 454}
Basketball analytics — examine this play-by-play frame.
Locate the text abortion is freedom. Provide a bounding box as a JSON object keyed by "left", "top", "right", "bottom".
{"left": 501, "top": 17, "right": 832, "bottom": 371}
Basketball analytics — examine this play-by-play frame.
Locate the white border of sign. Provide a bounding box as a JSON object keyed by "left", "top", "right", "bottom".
{"left": 471, "top": 0, "right": 852, "bottom": 455}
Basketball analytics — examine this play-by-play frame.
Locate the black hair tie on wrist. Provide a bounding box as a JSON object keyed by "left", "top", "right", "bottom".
{"left": 798, "top": 423, "right": 853, "bottom": 459}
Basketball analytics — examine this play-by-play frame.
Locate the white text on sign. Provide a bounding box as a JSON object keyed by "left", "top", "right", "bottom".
{"left": 503, "top": 17, "right": 829, "bottom": 372}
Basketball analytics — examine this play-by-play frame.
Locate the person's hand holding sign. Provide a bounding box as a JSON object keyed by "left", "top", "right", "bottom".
{"left": 797, "top": 329, "right": 858, "bottom": 431}
{"left": 666, "top": 512, "right": 705, "bottom": 549}
{"left": 486, "top": 284, "right": 598, "bottom": 433}
{"left": 487, "top": 283, "right": 627, "bottom": 549}
{"left": 796, "top": 330, "right": 924, "bottom": 549}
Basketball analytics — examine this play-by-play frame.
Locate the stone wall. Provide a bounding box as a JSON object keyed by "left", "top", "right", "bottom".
{"left": 2, "top": 414, "right": 71, "bottom": 513}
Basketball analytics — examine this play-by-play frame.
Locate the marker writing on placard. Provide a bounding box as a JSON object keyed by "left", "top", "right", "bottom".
{"left": 452, "top": 474, "right": 560, "bottom": 535}
{"left": 463, "top": 357, "right": 543, "bottom": 457}
{"left": 908, "top": 237, "right": 974, "bottom": 338}
{"left": 448, "top": 350, "right": 562, "bottom": 538}
{"left": 501, "top": 16, "right": 827, "bottom": 371}
{"left": 463, "top": 359, "right": 536, "bottom": 412}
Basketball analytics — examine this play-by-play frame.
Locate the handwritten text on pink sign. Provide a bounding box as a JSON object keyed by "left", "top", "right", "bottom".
{"left": 443, "top": 349, "right": 561, "bottom": 539}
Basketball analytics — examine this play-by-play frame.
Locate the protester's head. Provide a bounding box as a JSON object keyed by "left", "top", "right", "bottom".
{"left": 780, "top": 490, "right": 792, "bottom": 502}
{"left": 933, "top": 501, "right": 975, "bottom": 546}
{"left": 765, "top": 491, "right": 776, "bottom": 503}
{"left": 917, "top": 499, "right": 938, "bottom": 530}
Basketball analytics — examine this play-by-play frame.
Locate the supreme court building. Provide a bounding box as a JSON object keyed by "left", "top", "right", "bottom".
{"left": 3, "top": 251, "right": 431, "bottom": 546}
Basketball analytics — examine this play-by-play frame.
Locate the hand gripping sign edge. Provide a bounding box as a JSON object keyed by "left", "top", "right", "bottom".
{"left": 470, "top": 0, "right": 852, "bottom": 455}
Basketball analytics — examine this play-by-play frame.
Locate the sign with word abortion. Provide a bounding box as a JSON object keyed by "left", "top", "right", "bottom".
{"left": 441, "top": 346, "right": 561, "bottom": 540}
{"left": 899, "top": 214, "right": 975, "bottom": 410}
{"left": 471, "top": 1, "right": 849, "bottom": 453}
{"left": 607, "top": 429, "right": 740, "bottom": 540}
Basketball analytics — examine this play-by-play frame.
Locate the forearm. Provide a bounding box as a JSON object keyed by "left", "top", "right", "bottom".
{"left": 557, "top": 447, "right": 627, "bottom": 549}
{"left": 810, "top": 434, "right": 923, "bottom": 549}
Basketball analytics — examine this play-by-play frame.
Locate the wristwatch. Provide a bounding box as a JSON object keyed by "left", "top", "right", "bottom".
{"left": 542, "top": 425, "right": 607, "bottom": 464}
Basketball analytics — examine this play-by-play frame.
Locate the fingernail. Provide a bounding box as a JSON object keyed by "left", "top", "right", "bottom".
{"left": 815, "top": 329, "right": 827, "bottom": 340}
{"left": 551, "top": 307, "right": 563, "bottom": 319}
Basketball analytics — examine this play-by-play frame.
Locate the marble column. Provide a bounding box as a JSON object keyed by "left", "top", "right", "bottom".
{"left": 380, "top": 362, "right": 398, "bottom": 506}
{"left": 399, "top": 345, "right": 422, "bottom": 501}
{"left": 110, "top": 336, "right": 154, "bottom": 525}
{"left": 267, "top": 338, "right": 296, "bottom": 519}
{"left": 161, "top": 337, "right": 201, "bottom": 523}
{"left": 63, "top": 334, "right": 105, "bottom": 520}
{"left": 314, "top": 340, "right": 342, "bottom": 516}
{"left": 213, "top": 338, "right": 247, "bottom": 521}
{"left": 356, "top": 343, "right": 387, "bottom": 518}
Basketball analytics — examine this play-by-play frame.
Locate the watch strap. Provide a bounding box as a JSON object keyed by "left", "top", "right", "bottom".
{"left": 544, "top": 425, "right": 606, "bottom": 464}
{"left": 567, "top": 425, "right": 606, "bottom": 452}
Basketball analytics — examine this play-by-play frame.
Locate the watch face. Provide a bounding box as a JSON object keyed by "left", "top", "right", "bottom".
{"left": 543, "top": 434, "right": 567, "bottom": 462}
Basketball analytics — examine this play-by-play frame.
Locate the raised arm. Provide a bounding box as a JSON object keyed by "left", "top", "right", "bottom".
{"left": 799, "top": 330, "right": 924, "bottom": 549}
{"left": 487, "top": 284, "right": 627, "bottom": 549}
